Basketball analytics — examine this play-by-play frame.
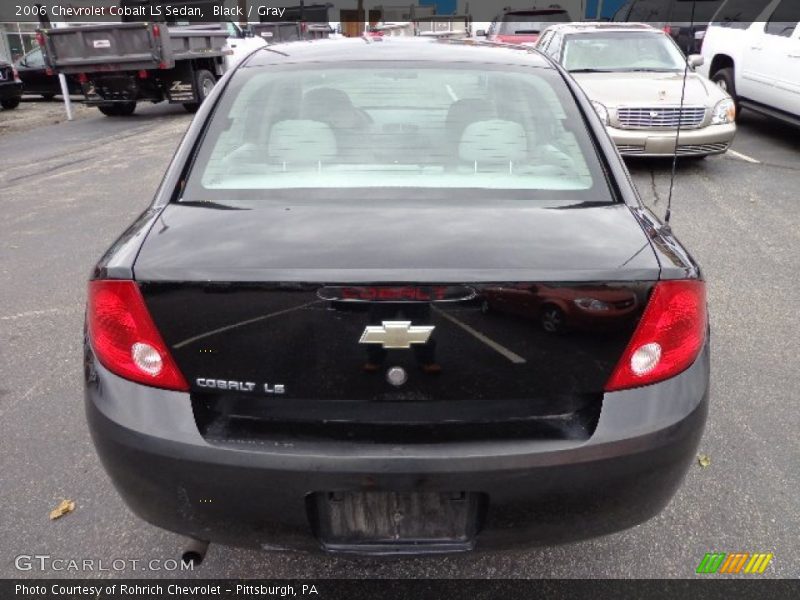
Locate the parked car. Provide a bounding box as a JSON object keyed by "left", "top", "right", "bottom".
{"left": 479, "top": 7, "right": 572, "bottom": 45}
{"left": 0, "top": 59, "right": 23, "bottom": 110}
{"left": 480, "top": 284, "right": 640, "bottom": 334}
{"left": 611, "top": 0, "right": 726, "bottom": 54}
{"left": 701, "top": 0, "right": 800, "bottom": 126}
{"left": 85, "top": 37, "right": 709, "bottom": 555}
{"left": 14, "top": 48, "right": 81, "bottom": 99}
{"left": 537, "top": 23, "right": 736, "bottom": 157}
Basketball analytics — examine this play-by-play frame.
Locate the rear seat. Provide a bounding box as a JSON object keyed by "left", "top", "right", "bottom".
{"left": 267, "top": 120, "right": 338, "bottom": 170}
{"left": 458, "top": 119, "right": 529, "bottom": 173}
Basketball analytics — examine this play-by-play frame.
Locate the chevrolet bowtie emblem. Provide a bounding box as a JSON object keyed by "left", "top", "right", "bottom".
{"left": 359, "top": 321, "right": 435, "bottom": 349}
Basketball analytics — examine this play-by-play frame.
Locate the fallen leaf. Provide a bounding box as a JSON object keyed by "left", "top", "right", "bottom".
{"left": 49, "top": 499, "right": 75, "bottom": 520}
{"left": 698, "top": 454, "right": 711, "bottom": 468}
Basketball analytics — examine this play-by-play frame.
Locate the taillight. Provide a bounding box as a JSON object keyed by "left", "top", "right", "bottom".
{"left": 605, "top": 281, "right": 707, "bottom": 392}
{"left": 77, "top": 73, "right": 88, "bottom": 84}
{"left": 152, "top": 24, "right": 161, "bottom": 38}
{"left": 87, "top": 280, "right": 188, "bottom": 391}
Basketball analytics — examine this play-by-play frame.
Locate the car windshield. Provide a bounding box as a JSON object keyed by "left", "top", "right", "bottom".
{"left": 184, "top": 63, "right": 611, "bottom": 203}
{"left": 498, "top": 12, "right": 570, "bottom": 34}
{"left": 563, "top": 32, "right": 687, "bottom": 72}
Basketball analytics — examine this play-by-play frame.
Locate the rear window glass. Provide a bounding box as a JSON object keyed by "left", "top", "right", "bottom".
{"left": 712, "top": 0, "right": 773, "bottom": 29}
{"left": 671, "top": 0, "right": 725, "bottom": 22}
{"left": 184, "top": 63, "right": 612, "bottom": 204}
{"left": 628, "top": 0, "right": 670, "bottom": 21}
{"left": 764, "top": 0, "right": 800, "bottom": 37}
{"left": 497, "top": 12, "right": 571, "bottom": 35}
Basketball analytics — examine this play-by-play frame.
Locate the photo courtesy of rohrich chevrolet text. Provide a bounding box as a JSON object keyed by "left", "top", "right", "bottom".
{"left": 0, "top": 0, "right": 798, "bottom": 598}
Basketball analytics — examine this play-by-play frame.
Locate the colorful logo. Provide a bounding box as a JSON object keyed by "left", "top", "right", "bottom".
{"left": 696, "top": 552, "right": 774, "bottom": 574}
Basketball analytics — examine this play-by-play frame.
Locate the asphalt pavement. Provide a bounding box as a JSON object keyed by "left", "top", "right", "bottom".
{"left": 0, "top": 102, "right": 798, "bottom": 579}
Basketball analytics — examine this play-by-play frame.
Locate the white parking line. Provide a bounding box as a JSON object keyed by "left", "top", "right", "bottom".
{"left": 432, "top": 306, "right": 527, "bottom": 364}
{"left": 445, "top": 84, "right": 459, "bottom": 102}
{"left": 173, "top": 300, "right": 322, "bottom": 349}
{"left": 728, "top": 149, "right": 761, "bottom": 164}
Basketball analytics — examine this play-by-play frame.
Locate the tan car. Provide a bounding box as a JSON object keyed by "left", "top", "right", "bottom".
{"left": 536, "top": 23, "right": 736, "bottom": 157}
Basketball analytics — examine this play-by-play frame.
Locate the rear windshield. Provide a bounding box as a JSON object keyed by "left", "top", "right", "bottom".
{"left": 497, "top": 12, "right": 571, "bottom": 34}
{"left": 183, "top": 62, "right": 613, "bottom": 204}
{"left": 711, "top": 0, "right": 772, "bottom": 28}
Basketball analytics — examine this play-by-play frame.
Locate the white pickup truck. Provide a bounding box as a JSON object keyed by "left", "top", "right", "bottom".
{"left": 701, "top": 0, "right": 800, "bottom": 125}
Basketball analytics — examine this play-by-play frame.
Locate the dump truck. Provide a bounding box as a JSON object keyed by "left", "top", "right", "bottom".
{"left": 37, "top": 22, "right": 230, "bottom": 116}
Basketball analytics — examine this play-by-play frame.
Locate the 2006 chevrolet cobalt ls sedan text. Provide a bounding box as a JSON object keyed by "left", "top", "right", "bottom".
{"left": 84, "top": 38, "right": 709, "bottom": 555}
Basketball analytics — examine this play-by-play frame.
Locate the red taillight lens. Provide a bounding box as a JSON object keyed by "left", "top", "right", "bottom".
{"left": 152, "top": 24, "right": 161, "bottom": 38}
{"left": 87, "top": 280, "right": 188, "bottom": 391}
{"left": 605, "top": 281, "right": 707, "bottom": 392}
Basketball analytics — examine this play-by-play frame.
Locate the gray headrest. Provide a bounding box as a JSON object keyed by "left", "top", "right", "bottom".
{"left": 459, "top": 120, "right": 527, "bottom": 164}
{"left": 268, "top": 120, "right": 337, "bottom": 163}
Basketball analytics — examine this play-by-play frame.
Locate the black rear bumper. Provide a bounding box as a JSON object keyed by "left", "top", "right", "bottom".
{"left": 0, "top": 82, "right": 23, "bottom": 101}
{"left": 85, "top": 343, "right": 709, "bottom": 553}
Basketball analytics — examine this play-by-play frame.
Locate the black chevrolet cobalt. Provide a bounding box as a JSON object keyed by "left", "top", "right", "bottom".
{"left": 85, "top": 38, "right": 709, "bottom": 555}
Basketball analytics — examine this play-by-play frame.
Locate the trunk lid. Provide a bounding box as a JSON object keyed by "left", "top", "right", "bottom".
{"left": 136, "top": 202, "right": 659, "bottom": 443}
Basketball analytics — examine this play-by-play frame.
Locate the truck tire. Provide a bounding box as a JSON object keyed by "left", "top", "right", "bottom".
{"left": 98, "top": 102, "right": 136, "bottom": 117}
{"left": 1, "top": 98, "right": 21, "bottom": 110}
{"left": 183, "top": 69, "right": 216, "bottom": 113}
{"left": 712, "top": 68, "right": 740, "bottom": 116}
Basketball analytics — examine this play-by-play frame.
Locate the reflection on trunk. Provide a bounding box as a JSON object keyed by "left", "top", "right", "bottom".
{"left": 141, "top": 281, "right": 652, "bottom": 444}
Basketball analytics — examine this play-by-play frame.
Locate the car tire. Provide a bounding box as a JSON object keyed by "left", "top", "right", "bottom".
{"left": 98, "top": 102, "right": 136, "bottom": 117}
{"left": 1, "top": 98, "right": 21, "bottom": 110}
{"left": 540, "top": 305, "right": 566, "bottom": 334}
{"left": 712, "top": 68, "right": 740, "bottom": 116}
{"left": 183, "top": 69, "right": 216, "bottom": 113}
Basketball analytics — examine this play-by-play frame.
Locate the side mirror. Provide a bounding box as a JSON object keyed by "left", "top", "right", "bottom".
{"left": 688, "top": 54, "right": 704, "bottom": 68}
{"left": 476, "top": 29, "right": 486, "bottom": 37}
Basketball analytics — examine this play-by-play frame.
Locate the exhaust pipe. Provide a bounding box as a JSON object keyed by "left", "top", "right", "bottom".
{"left": 181, "top": 538, "right": 210, "bottom": 567}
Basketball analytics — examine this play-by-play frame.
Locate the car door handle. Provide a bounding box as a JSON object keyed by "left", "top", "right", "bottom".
{"left": 750, "top": 46, "right": 763, "bottom": 50}
{"left": 789, "top": 53, "right": 800, "bottom": 58}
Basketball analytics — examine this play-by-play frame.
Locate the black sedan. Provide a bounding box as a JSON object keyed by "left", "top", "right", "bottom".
{"left": 84, "top": 38, "right": 709, "bottom": 557}
{"left": 0, "top": 60, "right": 23, "bottom": 110}
{"left": 14, "top": 48, "right": 81, "bottom": 99}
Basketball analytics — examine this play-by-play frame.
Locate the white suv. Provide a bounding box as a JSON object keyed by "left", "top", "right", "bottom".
{"left": 701, "top": 0, "right": 800, "bottom": 125}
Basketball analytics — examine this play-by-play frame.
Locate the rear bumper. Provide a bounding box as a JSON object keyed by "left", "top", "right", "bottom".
{"left": 85, "top": 343, "right": 710, "bottom": 553}
{"left": 609, "top": 123, "right": 736, "bottom": 156}
{"left": 0, "top": 81, "right": 23, "bottom": 101}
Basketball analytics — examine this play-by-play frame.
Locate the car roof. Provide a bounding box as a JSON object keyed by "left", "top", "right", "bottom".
{"left": 244, "top": 37, "right": 554, "bottom": 69}
{"left": 541, "top": 22, "right": 659, "bottom": 35}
